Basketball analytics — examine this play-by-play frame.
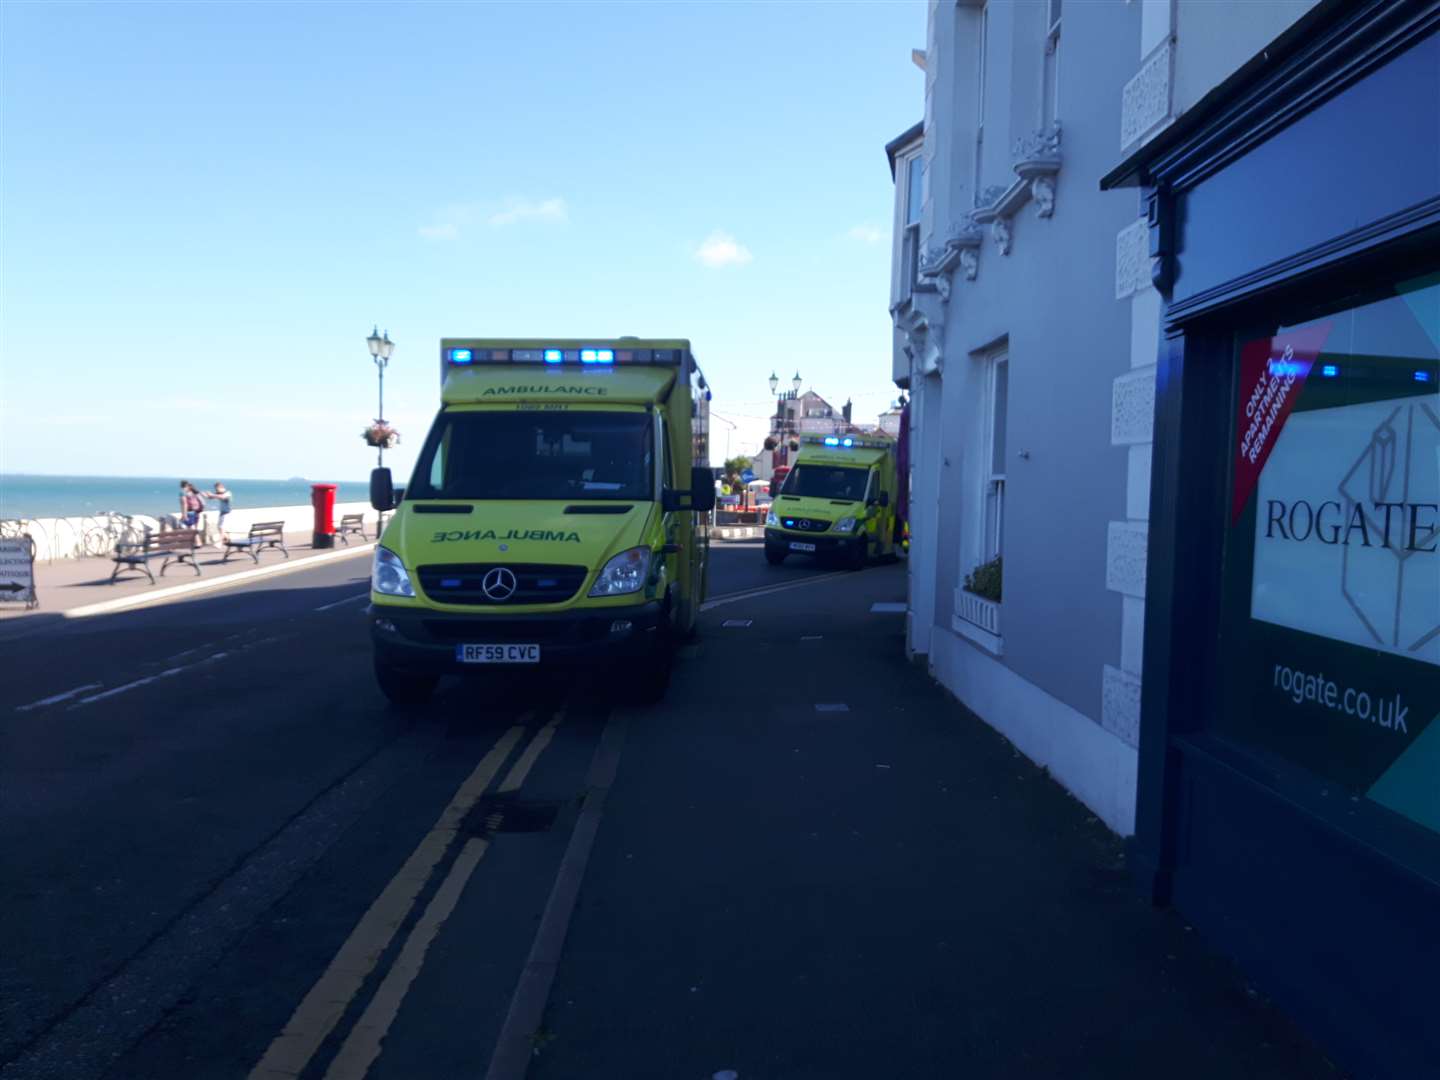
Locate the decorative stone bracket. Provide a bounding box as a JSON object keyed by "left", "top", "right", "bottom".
{"left": 951, "top": 123, "right": 1064, "bottom": 278}
{"left": 890, "top": 293, "right": 946, "bottom": 377}
{"left": 1013, "top": 122, "right": 1062, "bottom": 218}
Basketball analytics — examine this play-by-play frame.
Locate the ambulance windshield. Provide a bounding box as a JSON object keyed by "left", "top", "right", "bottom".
{"left": 780, "top": 464, "right": 868, "bottom": 502}
{"left": 409, "top": 411, "right": 654, "bottom": 501}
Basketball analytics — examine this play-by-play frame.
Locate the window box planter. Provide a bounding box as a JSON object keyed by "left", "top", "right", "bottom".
{"left": 953, "top": 587, "right": 1003, "bottom": 655}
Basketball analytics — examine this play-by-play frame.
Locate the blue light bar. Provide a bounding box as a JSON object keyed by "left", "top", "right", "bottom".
{"left": 1320, "top": 364, "right": 1338, "bottom": 377}
{"left": 579, "top": 348, "right": 615, "bottom": 364}
{"left": 1268, "top": 359, "right": 1307, "bottom": 377}
{"left": 544, "top": 349, "right": 563, "bottom": 363}
{"left": 824, "top": 437, "right": 840, "bottom": 446}
{"left": 450, "top": 348, "right": 473, "bottom": 364}
{"left": 842, "top": 437, "right": 854, "bottom": 447}
{"left": 1417, "top": 370, "right": 1432, "bottom": 383}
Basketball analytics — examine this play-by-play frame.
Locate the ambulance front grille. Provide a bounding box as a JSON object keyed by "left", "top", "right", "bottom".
{"left": 417, "top": 564, "right": 588, "bottom": 605}
{"left": 779, "top": 517, "right": 831, "bottom": 532}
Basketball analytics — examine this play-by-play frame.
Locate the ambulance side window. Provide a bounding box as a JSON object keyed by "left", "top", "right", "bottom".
{"left": 428, "top": 429, "right": 449, "bottom": 489}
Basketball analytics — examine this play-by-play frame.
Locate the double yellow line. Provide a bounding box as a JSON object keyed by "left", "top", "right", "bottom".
{"left": 250, "top": 715, "right": 562, "bottom": 1080}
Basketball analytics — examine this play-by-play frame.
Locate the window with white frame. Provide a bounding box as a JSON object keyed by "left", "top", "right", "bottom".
{"left": 901, "top": 153, "right": 924, "bottom": 296}
{"left": 1041, "top": 0, "right": 1061, "bottom": 128}
{"left": 973, "top": 3, "right": 989, "bottom": 205}
{"left": 982, "top": 353, "right": 1008, "bottom": 565}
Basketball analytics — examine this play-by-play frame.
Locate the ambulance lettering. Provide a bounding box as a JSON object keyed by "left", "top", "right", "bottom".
{"left": 432, "top": 529, "right": 582, "bottom": 543}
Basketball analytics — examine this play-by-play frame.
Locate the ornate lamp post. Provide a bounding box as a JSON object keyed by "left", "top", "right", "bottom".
{"left": 768, "top": 370, "right": 802, "bottom": 470}
{"left": 366, "top": 326, "right": 395, "bottom": 467}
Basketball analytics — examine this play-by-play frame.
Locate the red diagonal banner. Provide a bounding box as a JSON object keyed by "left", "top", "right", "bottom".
{"left": 1231, "top": 320, "right": 1335, "bottom": 523}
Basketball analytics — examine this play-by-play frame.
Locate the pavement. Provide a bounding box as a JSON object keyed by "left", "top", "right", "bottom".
{"left": 0, "top": 531, "right": 373, "bottom": 627}
{"left": 0, "top": 543, "right": 1341, "bottom": 1079}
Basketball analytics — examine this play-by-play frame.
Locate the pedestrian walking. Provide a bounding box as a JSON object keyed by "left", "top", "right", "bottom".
{"left": 205, "top": 481, "right": 232, "bottom": 537}
{"left": 179, "top": 481, "right": 204, "bottom": 528}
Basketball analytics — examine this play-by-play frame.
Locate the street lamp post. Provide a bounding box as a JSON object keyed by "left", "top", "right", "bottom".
{"left": 366, "top": 326, "right": 395, "bottom": 468}
{"left": 768, "top": 370, "right": 801, "bottom": 469}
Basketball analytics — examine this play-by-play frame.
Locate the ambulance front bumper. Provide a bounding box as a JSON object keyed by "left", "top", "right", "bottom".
{"left": 369, "top": 600, "right": 665, "bottom": 673}
{"left": 764, "top": 528, "right": 864, "bottom": 554}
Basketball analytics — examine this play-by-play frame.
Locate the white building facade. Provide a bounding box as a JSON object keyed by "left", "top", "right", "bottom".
{"left": 889, "top": 0, "right": 1321, "bottom": 836}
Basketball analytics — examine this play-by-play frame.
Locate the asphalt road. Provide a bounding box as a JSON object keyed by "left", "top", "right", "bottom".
{"left": 0, "top": 543, "right": 1337, "bottom": 1080}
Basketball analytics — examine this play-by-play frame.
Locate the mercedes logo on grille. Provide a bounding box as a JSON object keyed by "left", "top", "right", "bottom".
{"left": 481, "top": 567, "right": 518, "bottom": 601}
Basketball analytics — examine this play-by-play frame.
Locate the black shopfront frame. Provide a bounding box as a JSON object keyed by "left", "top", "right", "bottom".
{"left": 1104, "top": 2, "right": 1440, "bottom": 1077}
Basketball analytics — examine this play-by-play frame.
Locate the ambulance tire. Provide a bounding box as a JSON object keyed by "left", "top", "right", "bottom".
{"left": 374, "top": 660, "right": 437, "bottom": 706}
{"left": 764, "top": 545, "right": 787, "bottom": 566}
{"left": 848, "top": 540, "right": 869, "bottom": 571}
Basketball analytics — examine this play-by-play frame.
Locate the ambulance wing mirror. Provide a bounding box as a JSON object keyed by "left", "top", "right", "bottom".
{"left": 878, "top": 490, "right": 890, "bottom": 508}
{"left": 690, "top": 466, "right": 716, "bottom": 512}
{"left": 661, "top": 467, "right": 717, "bottom": 513}
{"left": 370, "top": 467, "right": 395, "bottom": 511}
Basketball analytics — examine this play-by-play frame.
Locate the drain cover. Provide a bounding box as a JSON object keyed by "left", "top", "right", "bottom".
{"left": 462, "top": 793, "right": 563, "bottom": 834}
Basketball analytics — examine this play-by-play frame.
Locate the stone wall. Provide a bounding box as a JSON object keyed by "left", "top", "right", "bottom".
{"left": 7, "top": 502, "right": 379, "bottom": 562}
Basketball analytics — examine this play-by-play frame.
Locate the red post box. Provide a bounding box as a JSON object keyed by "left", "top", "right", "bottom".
{"left": 311, "top": 483, "right": 338, "bottom": 548}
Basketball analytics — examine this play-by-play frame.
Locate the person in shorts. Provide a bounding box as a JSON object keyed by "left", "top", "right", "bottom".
{"left": 205, "top": 481, "right": 232, "bottom": 537}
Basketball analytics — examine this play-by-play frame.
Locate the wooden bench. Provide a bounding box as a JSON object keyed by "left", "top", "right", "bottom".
{"left": 222, "top": 521, "right": 289, "bottom": 564}
{"left": 337, "top": 513, "right": 367, "bottom": 544}
{"left": 111, "top": 529, "right": 201, "bottom": 585}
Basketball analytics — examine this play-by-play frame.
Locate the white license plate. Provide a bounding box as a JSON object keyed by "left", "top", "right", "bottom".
{"left": 455, "top": 644, "right": 541, "bottom": 664}
{"left": 789, "top": 542, "right": 817, "bottom": 552}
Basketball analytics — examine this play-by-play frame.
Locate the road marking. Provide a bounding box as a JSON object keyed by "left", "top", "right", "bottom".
{"left": 700, "top": 570, "right": 853, "bottom": 612}
{"left": 498, "top": 716, "right": 560, "bottom": 794}
{"left": 73, "top": 668, "right": 186, "bottom": 706}
{"left": 486, "top": 713, "right": 628, "bottom": 1080}
{"left": 14, "top": 683, "right": 103, "bottom": 712}
{"left": 314, "top": 592, "right": 369, "bottom": 612}
{"left": 870, "top": 601, "right": 906, "bottom": 613}
{"left": 323, "top": 837, "right": 491, "bottom": 1080}
{"left": 65, "top": 637, "right": 288, "bottom": 710}
{"left": 321, "top": 717, "right": 561, "bottom": 1080}
{"left": 64, "top": 542, "right": 375, "bottom": 619}
{"left": 815, "top": 703, "right": 850, "bottom": 713}
{"left": 248, "top": 723, "right": 527, "bottom": 1080}
{"left": 721, "top": 619, "right": 753, "bottom": 628}
{"left": 800, "top": 634, "right": 823, "bottom": 641}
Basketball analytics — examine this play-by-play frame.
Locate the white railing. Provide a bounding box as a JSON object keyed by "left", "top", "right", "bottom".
{"left": 955, "top": 588, "right": 1001, "bottom": 634}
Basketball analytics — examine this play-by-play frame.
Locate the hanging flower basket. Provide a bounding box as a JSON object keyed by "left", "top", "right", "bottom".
{"left": 362, "top": 420, "right": 400, "bottom": 449}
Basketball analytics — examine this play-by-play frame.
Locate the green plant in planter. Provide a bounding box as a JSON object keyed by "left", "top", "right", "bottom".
{"left": 963, "top": 555, "right": 1002, "bottom": 602}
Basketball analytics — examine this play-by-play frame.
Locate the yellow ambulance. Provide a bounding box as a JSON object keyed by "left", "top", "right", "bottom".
{"left": 764, "top": 434, "right": 897, "bottom": 568}
{"left": 367, "top": 339, "right": 713, "bottom": 704}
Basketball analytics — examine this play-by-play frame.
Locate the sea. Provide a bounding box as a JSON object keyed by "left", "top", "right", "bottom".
{"left": 0, "top": 474, "right": 372, "bottom": 522}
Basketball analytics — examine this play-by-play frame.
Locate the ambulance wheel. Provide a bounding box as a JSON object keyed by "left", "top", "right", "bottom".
{"left": 765, "top": 545, "right": 787, "bottom": 566}
{"left": 374, "top": 660, "right": 437, "bottom": 706}
{"left": 848, "top": 540, "right": 869, "bottom": 570}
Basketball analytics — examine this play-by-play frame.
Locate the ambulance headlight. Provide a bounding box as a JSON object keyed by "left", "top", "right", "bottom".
{"left": 589, "top": 546, "right": 652, "bottom": 596}
{"left": 835, "top": 516, "right": 859, "bottom": 533}
{"left": 766, "top": 509, "right": 779, "bottom": 526}
{"left": 372, "top": 545, "right": 415, "bottom": 597}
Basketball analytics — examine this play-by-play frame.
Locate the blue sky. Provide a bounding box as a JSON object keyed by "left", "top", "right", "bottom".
{"left": 0, "top": 1, "right": 924, "bottom": 482}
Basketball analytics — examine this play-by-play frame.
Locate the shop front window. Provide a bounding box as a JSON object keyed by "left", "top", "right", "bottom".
{"left": 1218, "top": 272, "right": 1440, "bottom": 838}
